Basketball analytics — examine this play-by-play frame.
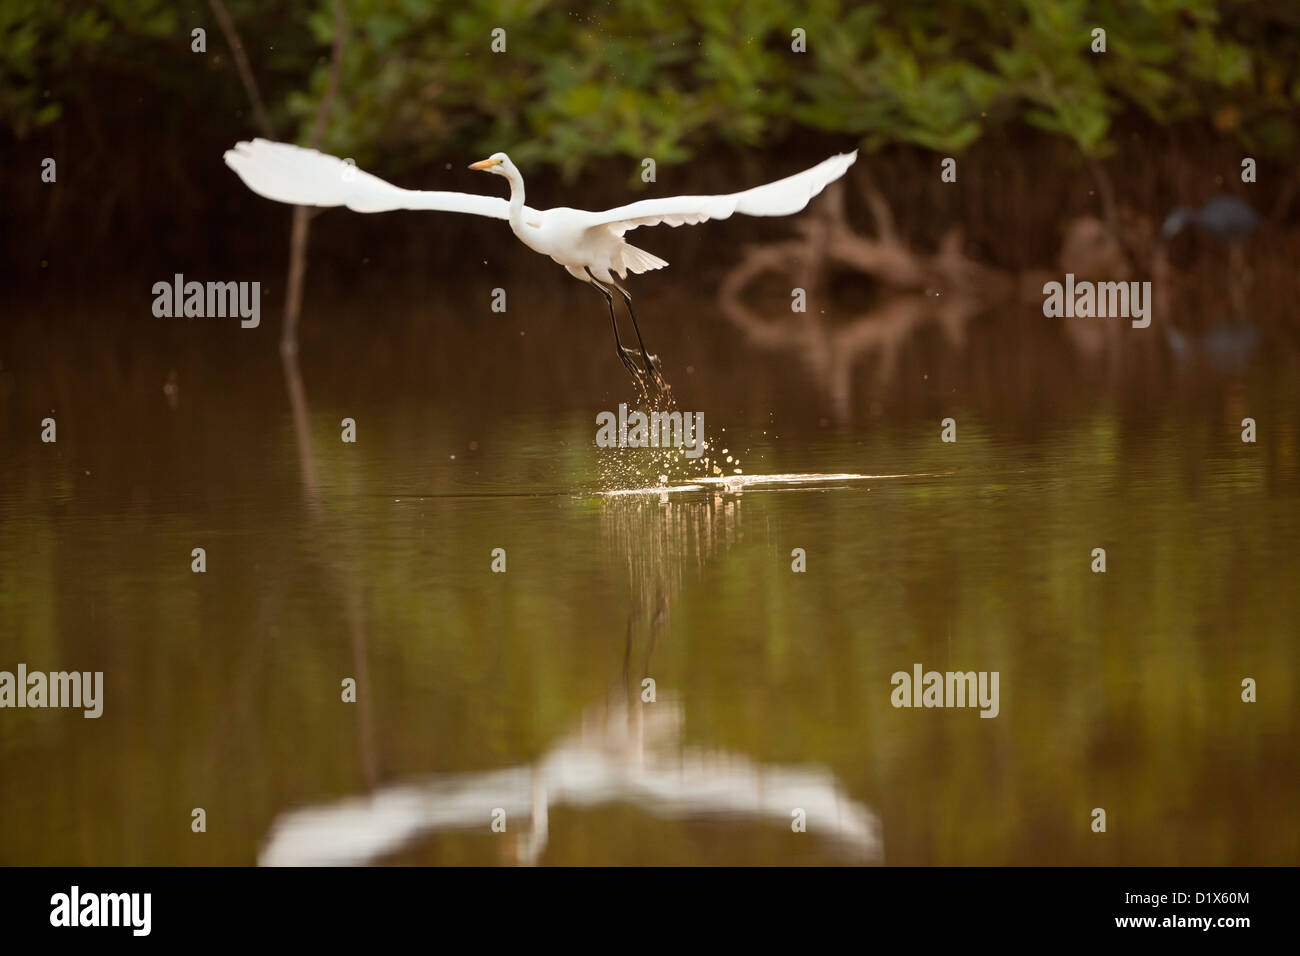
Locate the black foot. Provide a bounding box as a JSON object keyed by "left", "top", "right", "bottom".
{"left": 618, "top": 349, "right": 655, "bottom": 404}
{"left": 642, "top": 353, "right": 674, "bottom": 409}
{"left": 617, "top": 346, "right": 643, "bottom": 381}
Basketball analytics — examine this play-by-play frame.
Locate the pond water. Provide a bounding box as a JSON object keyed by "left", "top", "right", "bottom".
{"left": 1, "top": 287, "right": 1296, "bottom": 865}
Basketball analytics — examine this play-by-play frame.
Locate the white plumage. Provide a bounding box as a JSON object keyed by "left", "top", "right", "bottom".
{"left": 223, "top": 138, "right": 857, "bottom": 396}
{"left": 223, "top": 138, "right": 857, "bottom": 282}
{"left": 225, "top": 139, "right": 518, "bottom": 219}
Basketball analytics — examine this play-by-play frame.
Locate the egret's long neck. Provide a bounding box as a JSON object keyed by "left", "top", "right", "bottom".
{"left": 505, "top": 170, "right": 528, "bottom": 238}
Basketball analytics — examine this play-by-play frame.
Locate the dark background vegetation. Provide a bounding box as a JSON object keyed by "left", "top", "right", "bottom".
{"left": 5, "top": 0, "right": 1298, "bottom": 423}
{"left": 4, "top": 0, "right": 1299, "bottom": 282}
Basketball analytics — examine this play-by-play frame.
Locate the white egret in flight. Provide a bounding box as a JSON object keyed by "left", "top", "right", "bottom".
{"left": 224, "top": 139, "right": 858, "bottom": 402}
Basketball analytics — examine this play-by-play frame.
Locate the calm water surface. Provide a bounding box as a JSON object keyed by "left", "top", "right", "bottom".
{"left": 1, "top": 295, "right": 1297, "bottom": 865}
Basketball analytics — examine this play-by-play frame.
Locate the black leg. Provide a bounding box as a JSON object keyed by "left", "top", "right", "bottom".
{"left": 611, "top": 284, "right": 655, "bottom": 374}
{"left": 586, "top": 268, "right": 647, "bottom": 390}
{"left": 612, "top": 282, "right": 672, "bottom": 405}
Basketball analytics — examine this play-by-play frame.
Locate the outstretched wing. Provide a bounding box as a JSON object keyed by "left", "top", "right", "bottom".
{"left": 223, "top": 139, "right": 521, "bottom": 219}
{"left": 586, "top": 150, "right": 858, "bottom": 236}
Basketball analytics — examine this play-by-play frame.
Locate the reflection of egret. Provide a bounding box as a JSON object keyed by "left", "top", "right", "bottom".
{"left": 258, "top": 699, "right": 881, "bottom": 866}
{"left": 260, "top": 483, "right": 888, "bottom": 866}
{"left": 224, "top": 139, "right": 857, "bottom": 403}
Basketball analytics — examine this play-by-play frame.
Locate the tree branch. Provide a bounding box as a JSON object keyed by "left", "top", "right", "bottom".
{"left": 207, "top": 0, "right": 274, "bottom": 138}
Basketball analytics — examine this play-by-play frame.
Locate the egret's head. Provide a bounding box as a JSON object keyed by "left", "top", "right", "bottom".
{"left": 469, "top": 152, "right": 512, "bottom": 177}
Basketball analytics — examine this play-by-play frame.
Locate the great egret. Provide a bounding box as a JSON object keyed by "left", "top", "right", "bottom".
{"left": 224, "top": 139, "right": 858, "bottom": 401}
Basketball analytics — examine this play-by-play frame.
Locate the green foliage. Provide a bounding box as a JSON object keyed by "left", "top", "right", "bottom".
{"left": 2, "top": 0, "right": 1296, "bottom": 171}
{"left": 0, "top": 0, "right": 175, "bottom": 136}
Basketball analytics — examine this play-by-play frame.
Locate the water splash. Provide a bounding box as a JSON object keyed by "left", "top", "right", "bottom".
{"left": 595, "top": 428, "right": 748, "bottom": 492}
{"left": 600, "top": 472, "right": 921, "bottom": 497}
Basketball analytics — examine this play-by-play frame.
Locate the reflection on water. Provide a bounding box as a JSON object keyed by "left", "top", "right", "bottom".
{"left": 1, "top": 289, "right": 1297, "bottom": 865}
{"left": 265, "top": 481, "right": 880, "bottom": 865}
{"left": 261, "top": 698, "right": 881, "bottom": 865}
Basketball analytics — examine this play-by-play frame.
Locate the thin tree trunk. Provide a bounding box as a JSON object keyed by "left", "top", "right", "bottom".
{"left": 282, "top": 0, "right": 347, "bottom": 356}
{"left": 206, "top": 0, "right": 274, "bottom": 138}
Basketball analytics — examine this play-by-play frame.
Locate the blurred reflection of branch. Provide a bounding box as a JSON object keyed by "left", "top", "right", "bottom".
{"left": 280, "top": 356, "right": 320, "bottom": 502}
{"left": 718, "top": 180, "right": 999, "bottom": 422}
{"left": 342, "top": 566, "right": 378, "bottom": 788}
{"left": 259, "top": 698, "right": 881, "bottom": 866}
{"left": 719, "top": 174, "right": 1231, "bottom": 402}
